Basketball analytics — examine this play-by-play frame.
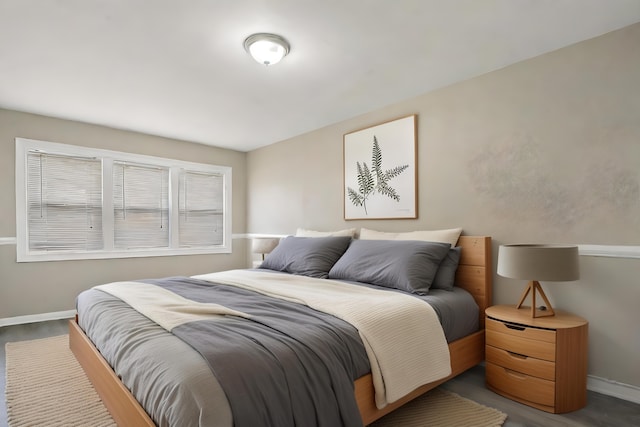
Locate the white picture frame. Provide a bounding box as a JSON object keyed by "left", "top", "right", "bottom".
{"left": 343, "top": 115, "right": 417, "bottom": 220}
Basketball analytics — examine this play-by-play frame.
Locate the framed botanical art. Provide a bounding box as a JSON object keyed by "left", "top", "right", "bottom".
{"left": 343, "top": 114, "right": 417, "bottom": 220}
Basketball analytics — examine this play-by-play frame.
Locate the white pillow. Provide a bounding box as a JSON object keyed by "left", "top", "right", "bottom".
{"left": 296, "top": 228, "right": 357, "bottom": 238}
{"left": 358, "top": 227, "right": 462, "bottom": 247}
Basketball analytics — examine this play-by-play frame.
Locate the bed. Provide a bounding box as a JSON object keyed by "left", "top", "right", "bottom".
{"left": 69, "top": 234, "right": 492, "bottom": 426}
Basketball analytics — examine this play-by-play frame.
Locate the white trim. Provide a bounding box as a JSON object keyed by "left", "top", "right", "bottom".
{"left": 0, "top": 309, "right": 76, "bottom": 327}
{"left": 579, "top": 245, "right": 640, "bottom": 259}
{"left": 243, "top": 233, "right": 289, "bottom": 239}
{"left": 588, "top": 375, "right": 640, "bottom": 404}
{"left": 15, "top": 137, "right": 233, "bottom": 262}
{"left": 2, "top": 235, "right": 244, "bottom": 245}
{"left": 241, "top": 238, "right": 640, "bottom": 259}
{"left": 4, "top": 237, "right": 640, "bottom": 259}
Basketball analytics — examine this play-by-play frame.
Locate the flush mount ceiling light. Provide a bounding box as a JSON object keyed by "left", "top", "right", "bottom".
{"left": 243, "top": 33, "right": 290, "bottom": 66}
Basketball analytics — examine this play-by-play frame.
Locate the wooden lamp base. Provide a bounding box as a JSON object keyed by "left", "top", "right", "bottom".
{"left": 516, "top": 280, "right": 555, "bottom": 318}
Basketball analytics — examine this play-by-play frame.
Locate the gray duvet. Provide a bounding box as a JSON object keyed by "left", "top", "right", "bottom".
{"left": 148, "top": 277, "right": 369, "bottom": 427}
{"left": 76, "top": 274, "right": 478, "bottom": 427}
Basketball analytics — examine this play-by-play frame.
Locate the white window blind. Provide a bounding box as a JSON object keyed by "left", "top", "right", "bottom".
{"left": 179, "top": 171, "right": 224, "bottom": 247}
{"left": 16, "top": 138, "right": 232, "bottom": 262}
{"left": 113, "top": 162, "right": 169, "bottom": 249}
{"left": 26, "top": 151, "right": 103, "bottom": 251}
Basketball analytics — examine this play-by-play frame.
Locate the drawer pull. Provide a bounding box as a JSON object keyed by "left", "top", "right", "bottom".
{"left": 506, "top": 350, "right": 528, "bottom": 360}
{"left": 504, "top": 368, "right": 527, "bottom": 380}
{"left": 505, "top": 324, "right": 525, "bottom": 331}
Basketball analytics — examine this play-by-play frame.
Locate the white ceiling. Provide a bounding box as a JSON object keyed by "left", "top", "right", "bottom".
{"left": 1, "top": 1, "right": 639, "bottom": 152}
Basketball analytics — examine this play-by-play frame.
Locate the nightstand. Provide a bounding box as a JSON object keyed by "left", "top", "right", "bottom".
{"left": 485, "top": 305, "right": 588, "bottom": 413}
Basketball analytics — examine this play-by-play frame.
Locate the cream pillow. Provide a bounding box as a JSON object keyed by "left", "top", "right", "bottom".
{"left": 358, "top": 227, "right": 462, "bottom": 247}
{"left": 296, "top": 228, "right": 357, "bottom": 238}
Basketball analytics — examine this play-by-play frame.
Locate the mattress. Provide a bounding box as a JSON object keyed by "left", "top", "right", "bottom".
{"left": 335, "top": 278, "right": 479, "bottom": 343}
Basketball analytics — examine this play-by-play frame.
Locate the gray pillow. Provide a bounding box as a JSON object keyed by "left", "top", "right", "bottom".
{"left": 259, "top": 236, "right": 352, "bottom": 278}
{"left": 327, "top": 239, "right": 451, "bottom": 294}
{"left": 431, "top": 247, "right": 462, "bottom": 291}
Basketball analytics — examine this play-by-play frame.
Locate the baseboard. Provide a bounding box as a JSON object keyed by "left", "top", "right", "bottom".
{"left": 588, "top": 375, "right": 640, "bottom": 404}
{"left": 0, "top": 309, "right": 76, "bottom": 328}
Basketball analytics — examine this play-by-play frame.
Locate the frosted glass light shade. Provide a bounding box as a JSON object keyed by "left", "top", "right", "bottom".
{"left": 244, "top": 33, "right": 290, "bottom": 66}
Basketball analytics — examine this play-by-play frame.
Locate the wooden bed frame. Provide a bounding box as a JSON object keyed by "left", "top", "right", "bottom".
{"left": 69, "top": 235, "right": 492, "bottom": 426}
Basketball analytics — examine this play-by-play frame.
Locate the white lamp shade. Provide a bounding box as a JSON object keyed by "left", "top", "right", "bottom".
{"left": 497, "top": 244, "right": 579, "bottom": 282}
{"left": 251, "top": 237, "right": 280, "bottom": 255}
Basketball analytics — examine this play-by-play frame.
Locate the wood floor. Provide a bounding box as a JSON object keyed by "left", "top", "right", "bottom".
{"left": 1, "top": 319, "right": 639, "bottom": 427}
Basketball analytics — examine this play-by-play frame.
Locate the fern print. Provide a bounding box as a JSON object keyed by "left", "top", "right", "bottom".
{"left": 347, "top": 136, "right": 409, "bottom": 215}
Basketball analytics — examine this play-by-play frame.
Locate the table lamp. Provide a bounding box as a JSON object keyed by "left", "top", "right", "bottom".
{"left": 497, "top": 244, "right": 579, "bottom": 318}
{"left": 251, "top": 237, "right": 280, "bottom": 261}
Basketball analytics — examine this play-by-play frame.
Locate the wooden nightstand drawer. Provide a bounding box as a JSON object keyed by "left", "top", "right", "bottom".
{"left": 486, "top": 329, "right": 556, "bottom": 361}
{"left": 486, "top": 362, "right": 555, "bottom": 408}
{"left": 485, "top": 306, "right": 588, "bottom": 413}
{"left": 486, "top": 345, "right": 555, "bottom": 380}
{"left": 486, "top": 317, "right": 555, "bottom": 343}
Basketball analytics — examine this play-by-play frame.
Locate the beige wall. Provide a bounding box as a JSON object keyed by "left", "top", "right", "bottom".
{"left": 0, "top": 109, "right": 248, "bottom": 318}
{"left": 247, "top": 24, "right": 640, "bottom": 389}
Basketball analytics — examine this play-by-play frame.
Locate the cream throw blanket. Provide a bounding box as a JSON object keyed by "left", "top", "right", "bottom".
{"left": 95, "top": 281, "right": 250, "bottom": 331}
{"left": 193, "top": 270, "right": 451, "bottom": 408}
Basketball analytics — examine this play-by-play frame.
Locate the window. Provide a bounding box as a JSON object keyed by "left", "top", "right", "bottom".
{"left": 16, "top": 138, "right": 232, "bottom": 262}
{"left": 179, "top": 171, "right": 224, "bottom": 247}
{"left": 26, "top": 151, "right": 103, "bottom": 252}
{"left": 113, "top": 161, "right": 170, "bottom": 249}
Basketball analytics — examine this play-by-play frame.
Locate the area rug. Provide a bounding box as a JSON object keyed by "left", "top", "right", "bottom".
{"left": 5, "top": 335, "right": 507, "bottom": 427}
{"left": 5, "top": 335, "right": 115, "bottom": 427}
{"left": 371, "top": 388, "right": 507, "bottom": 427}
